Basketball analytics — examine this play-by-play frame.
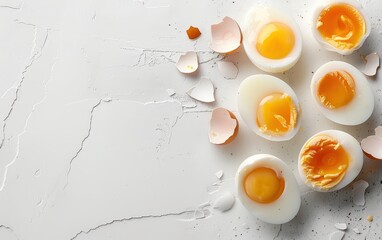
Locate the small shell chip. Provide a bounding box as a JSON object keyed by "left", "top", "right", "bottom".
{"left": 213, "top": 192, "right": 235, "bottom": 212}
{"left": 210, "top": 16, "right": 242, "bottom": 54}
{"left": 361, "top": 126, "right": 382, "bottom": 160}
{"left": 334, "top": 223, "right": 347, "bottom": 230}
{"left": 362, "top": 52, "right": 380, "bottom": 76}
{"left": 329, "top": 231, "right": 345, "bottom": 240}
{"left": 209, "top": 108, "right": 238, "bottom": 145}
{"left": 186, "top": 77, "right": 215, "bottom": 103}
{"left": 176, "top": 51, "right": 198, "bottom": 73}
{"left": 352, "top": 179, "right": 369, "bottom": 206}
{"left": 186, "top": 26, "right": 201, "bottom": 40}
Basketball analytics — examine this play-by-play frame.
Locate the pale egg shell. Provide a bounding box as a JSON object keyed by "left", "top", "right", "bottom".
{"left": 213, "top": 192, "right": 235, "bottom": 212}
{"left": 334, "top": 223, "right": 347, "bottom": 231}
{"left": 298, "top": 130, "right": 364, "bottom": 192}
{"left": 311, "top": 61, "right": 374, "bottom": 125}
{"left": 209, "top": 108, "right": 238, "bottom": 145}
{"left": 241, "top": 6, "right": 302, "bottom": 73}
{"left": 352, "top": 179, "right": 369, "bottom": 206}
{"left": 329, "top": 231, "right": 345, "bottom": 240}
{"left": 362, "top": 52, "right": 380, "bottom": 76}
{"left": 238, "top": 74, "right": 301, "bottom": 141}
{"left": 176, "top": 51, "right": 198, "bottom": 73}
{"left": 217, "top": 61, "right": 239, "bottom": 79}
{"left": 210, "top": 16, "right": 242, "bottom": 54}
{"left": 186, "top": 77, "right": 215, "bottom": 103}
{"left": 236, "top": 154, "right": 301, "bottom": 224}
{"left": 361, "top": 126, "right": 382, "bottom": 160}
{"left": 311, "top": 0, "right": 371, "bottom": 55}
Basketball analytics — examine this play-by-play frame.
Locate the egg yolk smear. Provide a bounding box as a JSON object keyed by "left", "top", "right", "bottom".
{"left": 256, "top": 92, "right": 298, "bottom": 136}
{"left": 244, "top": 167, "right": 285, "bottom": 203}
{"left": 256, "top": 22, "right": 295, "bottom": 59}
{"left": 300, "top": 135, "right": 349, "bottom": 190}
{"left": 317, "top": 3, "right": 366, "bottom": 50}
{"left": 316, "top": 70, "right": 356, "bottom": 109}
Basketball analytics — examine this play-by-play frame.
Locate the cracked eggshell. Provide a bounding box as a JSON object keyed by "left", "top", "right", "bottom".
{"left": 312, "top": 0, "right": 371, "bottom": 55}
{"left": 236, "top": 154, "right": 301, "bottom": 224}
{"left": 186, "top": 77, "right": 215, "bottom": 103}
{"left": 186, "top": 26, "right": 201, "bottom": 40}
{"left": 329, "top": 231, "right": 345, "bottom": 240}
{"left": 352, "top": 179, "right": 369, "bottom": 206}
{"left": 217, "top": 61, "right": 239, "bottom": 79}
{"left": 210, "top": 16, "right": 242, "bottom": 54}
{"left": 298, "top": 130, "right": 364, "bottom": 192}
{"left": 176, "top": 51, "right": 198, "bottom": 73}
{"left": 361, "top": 126, "right": 382, "bottom": 160}
{"left": 362, "top": 52, "right": 380, "bottom": 76}
{"left": 209, "top": 108, "right": 238, "bottom": 145}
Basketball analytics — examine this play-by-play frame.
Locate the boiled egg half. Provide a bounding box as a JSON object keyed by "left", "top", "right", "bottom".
{"left": 298, "top": 130, "right": 363, "bottom": 192}
{"left": 236, "top": 154, "right": 301, "bottom": 224}
{"left": 241, "top": 6, "right": 302, "bottom": 73}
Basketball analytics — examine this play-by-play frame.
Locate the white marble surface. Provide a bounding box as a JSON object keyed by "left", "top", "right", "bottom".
{"left": 0, "top": 0, "right": 382, "bottom": 239}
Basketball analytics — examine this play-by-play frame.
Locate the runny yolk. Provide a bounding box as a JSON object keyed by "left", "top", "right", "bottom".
{"left": 316, "top": 70, "right": 356, "bottom": 109}
{"left": 300, "top": 135, "right": 350, "bottom": 190}
{"left": 243, "top": 167, "right": 285, "bottom": 204}
{"left": 317, "top": 3, "right": 366, "bottom": 50}
{"left": 256, "top": 22, "right": 295, "bottom": 59}
{"left": 256, "top": 92, "right": 298, "bottom": 136}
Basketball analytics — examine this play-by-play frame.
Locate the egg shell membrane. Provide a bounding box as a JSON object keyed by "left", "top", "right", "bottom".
{"left": 361, "top": 126, "right": 382, "bottom": 160}
{"left": 241, "top": 6, "right": 302, "bottom": 73}
{"left": 298, "top": 130, "right": 363, "bottom": 192}
{"left": 238, "top": 74, "right": 301, "bottom": 141}
{"left": 186, "top": 26, "right": 201, "bottom": 40}
{"left": 176, "top": 51, "right": 198, "bottom": 74}
{"left": 210, "top": 16, "right": 242, "bottom": 54}
{"left": 209, "top": 108, "right": 239, "bottom": 145}
{"left": 311, "top": 61, "right": 374, "bottom": 126}
{"left": 236, "top": 154, "right": 301, "bottom": 224}
{"left": 311, "top": 0, "right": 370, "bottom": 55}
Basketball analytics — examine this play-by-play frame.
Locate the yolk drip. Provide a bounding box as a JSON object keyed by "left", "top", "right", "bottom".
{"left": 317, "top": 3, "right": 366, "bottom": 50}
{"left": 316, "top": 70, "right": 355, "bottom": 109}
{"left": 244, "top": 167, "right": 285, "bottom": 204}
{"left": 300, "top": 135, "right": 350, "bottom": 190}
{"left": 256, "top": 22, "right": 295, "bottom": 59}
{"left": 256, "top": 92, "right": 298, "bottom": 136}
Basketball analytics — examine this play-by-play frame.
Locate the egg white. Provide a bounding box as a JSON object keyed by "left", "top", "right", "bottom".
{"left": 311, "top": 0, "right": 371, "bottom": 55}
{"left": 311, "top": 61, "right": 374, "bottom": 125}
{"left": 241, "top": 6, "right": 302, "bottom": 73}
{"left": 236, "top": 154, "right": 301, "bottom": 224}
{"left": 298, "top": 130, "right": 364, "bottom": 192}
{"left": 238, "top": 74, "right": 301, "bottom": 141}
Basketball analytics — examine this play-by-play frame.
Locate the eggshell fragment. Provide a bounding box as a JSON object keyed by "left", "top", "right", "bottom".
{"left": 215, "top": 170, "right": 224, "bottom": 179}
{"left": 186, "top": 77, "right": 215, "bottom": 103}
{"left": 353, "top": 228, "right": 361, "bottom": 234}
{"left": 334, "top": 223, "right": 347, "bottom": 230}
{"left": 217, "top": 61, "right": 239, "bottom": 79}
{"left": 213, "top": 192, "right": 235, "bottom": 212}
{"left": 210, "top": 16, "right": 242, "bottom": 54}
{"left": 209, "top": 108, "right": 238, "bottom": 145}
{"left": 329, "top": 231, "right": 345, "bottom": 240}
{"left": 362, "top": 52, "right": 379, "bottom": 76}
{"left": 166, "top": 89, "right": 176, "bottom": 96}
{"left": 361, "top": 126, "right": 382, "bottom": 160}
{"left": 176, "top": 51, "right": 198, "bottom": 73}
{"left": 352, "top": 179, "right": 369, "bottom": 206}
{"left": 186, "top": 26, "right": 201, "bottom": 39}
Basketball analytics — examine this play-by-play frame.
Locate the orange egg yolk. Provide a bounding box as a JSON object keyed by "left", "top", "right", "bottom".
{"left": 316, "top": 70, "right": 356, "bottom": 109}
{"left": 244, "top": 167, "right": 285, "bottom": 204}
{"left": 256, "top": 92, "right": 298, "bottom": 136}
{"left": 300, "top": 135, "right": 350, "bottom": 190}
{"left": 317, "top": 3, "right": 366, "bottom": 50}
{"left": 256, "top": 22, "right": 295, "bottom": 59}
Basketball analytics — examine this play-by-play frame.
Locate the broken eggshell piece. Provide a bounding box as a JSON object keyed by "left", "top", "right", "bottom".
{"left": 362, "top": 52, "right": 380, "bottom": 76}
{"left": 209, "top": 108, "right": 239, "bottom": 145}
{"left": 217, "top": 61, "right": 239, "bottom": 79}
{"left": 352, "top": 179, "right": 369, "bottom": 206}
{"left": 186, "top": 77, "right": 215, "bottom": 103}
{"left": 176, "top": 51, "right": 198, "bottom": 73}
{"left": 210, "top": 16, "right": 242, "bottom": 54}
{"left": 361, "top": 126, "right": 382, "bottom": 160}
{"left": 186, "top": 26, "right": 201, "bottom": 39}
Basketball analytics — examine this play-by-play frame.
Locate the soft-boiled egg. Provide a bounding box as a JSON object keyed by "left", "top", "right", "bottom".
{"left": 312, "top": 0, "right": 370, "bottom": 55}
{"left": 236, "top": 154, "right": 301, "bottom": 224}
{"left": 298, "top": 130, "right": 363, "bottom": 192}
{"left": 311, "top": 61, "right": 374, "bottom": 125}
{"left": 241, "top": 6, "right": 302, "bottom": 73}
{"left": 238, "top": 74, "right": 301, "bottom": 141}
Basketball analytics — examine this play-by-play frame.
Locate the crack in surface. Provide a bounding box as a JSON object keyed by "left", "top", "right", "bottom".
{"left": 0, "top": 5, "right": 20, "bottom": 10}
{"left": 69, "top": 210, "right": 195, "bottom": 240}
{"left": 0, "top": 225, "right": 19, "bottom": 240}
{"left": 273, "top": 225, "right": 283, "bottom": 240}
{"left": 63, "top": 99, "right": 104, "bottom": 189}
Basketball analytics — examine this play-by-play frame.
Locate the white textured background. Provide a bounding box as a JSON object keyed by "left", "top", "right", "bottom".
{"left": 0, "top": 0, "right": 381, "bottom": 239}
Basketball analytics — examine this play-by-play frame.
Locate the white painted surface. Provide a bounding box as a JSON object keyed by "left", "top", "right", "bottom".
{"left": 0, "top": 0, "right": 381, "bottom": 239}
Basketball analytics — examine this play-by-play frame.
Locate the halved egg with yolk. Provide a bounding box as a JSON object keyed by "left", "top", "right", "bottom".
{"left": 311, "top": 61, "right": 374, "bottom": 126}
{"left": 298, "top": 130, "right": 363, "bottom": 192}
{"left": 236, "top": 154, "right": 301, "bottom": 224}
{"left": 312, "top": 0, "right": 370, "bottom": 55}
